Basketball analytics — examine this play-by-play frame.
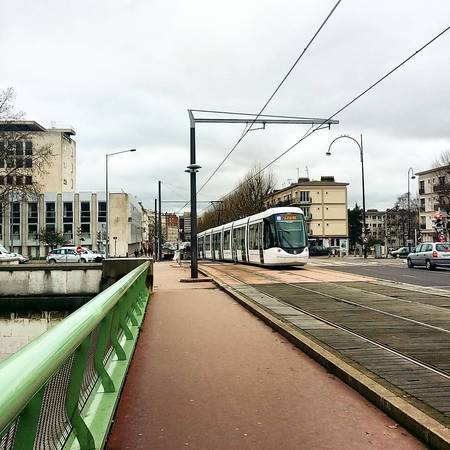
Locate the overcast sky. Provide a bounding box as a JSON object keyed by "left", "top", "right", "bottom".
{"left": 1, "top": 0, "right": 449, "bottom": 213}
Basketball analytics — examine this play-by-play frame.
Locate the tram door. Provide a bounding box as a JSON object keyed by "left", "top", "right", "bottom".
{"left": 257, "top": 222, "right": 264, "bottom": 264}
{"left": 232, "top": 228, "right": 237, "bottom": 262}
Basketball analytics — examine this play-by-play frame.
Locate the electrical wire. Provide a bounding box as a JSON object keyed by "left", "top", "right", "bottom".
{"left": 218, "top": 24, "right": 450, "bottom": 200}
{"left": 195, "top": 0, "right": 343, "bottom": 196}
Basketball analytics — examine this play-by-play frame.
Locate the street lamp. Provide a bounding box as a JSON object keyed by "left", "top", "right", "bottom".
{"left": 185, "top": 163, "right": 201, "bottom": 278}
{"left": 407, "top": 167, "right": 416, "bottom": 250}
{"left": 105, "top": 149, "right": 136, "bottom": 258}
{"left": 326, "top": 134, "right": 367, "bottom": 258}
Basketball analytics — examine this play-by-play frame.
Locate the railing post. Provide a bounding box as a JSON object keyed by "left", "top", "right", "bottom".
{"left": 110, "top": 305, "right": 126, "bottom": 360}
{"left": 12, "top": 387, "right": 45, "bottom": 449}
{"left": 94, "top": 312, "right": 115, "bottom": 393}
{"left": 66, "top": 336, "right": 95, "bottom": 450}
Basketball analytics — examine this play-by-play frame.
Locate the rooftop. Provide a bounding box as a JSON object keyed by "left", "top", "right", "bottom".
{"left": 0, "top": 120, "right": 75, "bottom": 137}
{"left": 416, "top": 165, "right": 449, "bottom": 176}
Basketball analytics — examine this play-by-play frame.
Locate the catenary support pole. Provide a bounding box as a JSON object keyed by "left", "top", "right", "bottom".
{"left": 158, "top": 181, "right": 162, "bottom": 261}
{"left": 190, "top": 125, "right": 198, "bottom": 278}
{"left": 154, "top": 198, "right": 158, "bottom": 261}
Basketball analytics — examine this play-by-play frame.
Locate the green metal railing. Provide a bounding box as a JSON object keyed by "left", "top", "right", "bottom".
{"left": 0, "top": 261, "right": 151, "bottom": 450}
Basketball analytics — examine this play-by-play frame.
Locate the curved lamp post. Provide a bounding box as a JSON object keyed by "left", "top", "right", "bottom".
{"left": 407, "top": 167, "right": 416, "bottom": 250}
{"left": 327, "top": 134, "right": 367, "bottom": 258}
{"left": 105, "top": 149, "right": 136, "bottom": 258}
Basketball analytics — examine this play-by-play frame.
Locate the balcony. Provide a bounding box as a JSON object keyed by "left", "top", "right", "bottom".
{"left": 433, "top": 183, "right": 450, "bottom": 193}
{"left": 420, "top": 224, "right": 426, "bottom": 230}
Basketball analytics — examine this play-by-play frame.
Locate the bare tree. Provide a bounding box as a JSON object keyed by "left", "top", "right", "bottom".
{"left": 0, "top": 87, "right": 53, "bottom": 206}
{"left": 198, "top": 167, "right": 275, "bottom": 232}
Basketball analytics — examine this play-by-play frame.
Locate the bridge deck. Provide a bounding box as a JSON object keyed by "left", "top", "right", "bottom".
{"left": 106, "top": 262, "right": 422, "bottom": 450}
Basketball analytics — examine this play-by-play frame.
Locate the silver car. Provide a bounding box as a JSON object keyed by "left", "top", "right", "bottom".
{"left": 46, "top": 247, "right": 80, "bottom": 264}
{"left": 407, "top": 242, "right": 450, "bottom": 270}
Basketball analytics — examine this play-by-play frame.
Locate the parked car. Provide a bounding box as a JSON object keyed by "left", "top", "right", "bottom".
{"left": 390, "top": 247, "right": 410, "bottom": 258}
{"left": 8, "top": 252, "right": 29, "bottom": 264}
{"left": 308, "top": 245, "right": 331, "bottom": 257}
{"left": 407, "top": 242, "right": 450, "bottom": 270}
{"left": 82, "top": 249, "right": 105, "bottom": 263}
{"left": 47, "top": 247, "right": 80, "bottom": 264}
{"left": 0, "top": 245, "right": 11, "bottom": 258}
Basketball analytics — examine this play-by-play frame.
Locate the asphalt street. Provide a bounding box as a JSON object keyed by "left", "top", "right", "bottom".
{"left": 319, "top": 259, "right": 450, "bottom": 290}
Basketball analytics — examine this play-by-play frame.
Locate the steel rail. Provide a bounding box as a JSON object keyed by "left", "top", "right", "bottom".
{"left": 204, "top": 263, "right": 450, "bottom": 380}
{"left": 0, "top": 261, "right": 149, "bottom": 434}
{"left": 222, "top": 263, "right": 450, "bottom": 335}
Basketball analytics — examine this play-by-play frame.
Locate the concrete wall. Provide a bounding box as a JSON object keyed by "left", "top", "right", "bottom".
{"left": 0, "top": 265, "right": 102, "bottom": 296}
{"left": 0, "top": 312, "right": 67, "bottom": 361}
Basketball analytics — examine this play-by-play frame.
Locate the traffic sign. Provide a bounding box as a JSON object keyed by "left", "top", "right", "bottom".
{"left": 76, "top": 246, "right": 82, "bottom": 254}
{"left": 362, "top": 236, "right": 368, "bottom": 244}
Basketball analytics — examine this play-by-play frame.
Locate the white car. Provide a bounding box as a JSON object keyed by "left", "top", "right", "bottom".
{"left": 82, "top": 249, "right": 104, "bottom": 263}
{"left": 46, "top": 247, "right": 81, "bottom": 264}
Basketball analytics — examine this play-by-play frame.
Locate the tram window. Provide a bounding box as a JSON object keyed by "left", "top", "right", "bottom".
{"left": 249, "top": 224, "right": 260, "bottom": 250}
{"left": 223, "top": 230, "right": 231, "bottom": 250}
{"left": 234, "top": 227, "right": 244, "bottom": 250}
{"left": 205, "top": 235, "right": 211, "bottom": 251}
{"left": 213, "top": 233, "right": 220, "bottom": 250}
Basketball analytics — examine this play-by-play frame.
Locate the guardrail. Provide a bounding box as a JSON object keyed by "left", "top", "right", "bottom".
{"left": 0, "top": 261, "right": 150, "bottom": 450}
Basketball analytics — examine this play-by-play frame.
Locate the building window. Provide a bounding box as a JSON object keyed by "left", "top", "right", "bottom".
{"left": 80, "top": 201, "right": 91, "bottom": 237}
{"left": 25, "top": 141, "right": 32, "bottom": 155}
{"left": 45, "top": 202, "right": 56, "bottom": 233}
{"left": 419, "top": 180, "right": 425, "bottom": 194}
{"left": 25, "top": 176, "right": 32, "bottom": 185}
{"left": 299, "top": 191, "right": 310, "bottom": 202}
{"left": 98, "top": 201, "right": 107, "bottom": 223}
{"left": 11, "top": 202, "right": 20, "bottom": 240}
{"left": 63, "top": 202, "right": 73, "bottom": 241}
{"left": 28, "top": 202, "right": 38, "bottom": 240}
{"left": 0, "top": 204, "right": 3, "bottom": 239}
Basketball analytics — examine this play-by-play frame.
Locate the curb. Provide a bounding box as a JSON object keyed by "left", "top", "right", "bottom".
{"left": 200, "top": 266, "right": 450, "bottom": 450}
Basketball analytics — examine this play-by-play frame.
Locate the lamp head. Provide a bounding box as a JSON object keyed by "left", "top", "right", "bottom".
{"left": 326, "top": 151, "right": 331, "bottom": 156}
{"left": 130, "top": 149, "right": 137, "bottom": 152}
{"left": 411, "top": 175, "right": 416, "bottom": 180}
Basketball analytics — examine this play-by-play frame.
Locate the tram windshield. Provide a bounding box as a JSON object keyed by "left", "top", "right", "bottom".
{"left": 264, "top": 213, "right": 307, "bottom": 251}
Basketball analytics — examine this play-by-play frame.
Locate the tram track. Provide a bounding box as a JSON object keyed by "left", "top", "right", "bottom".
{"left": 207, "top": 263, "right": 450, "bottom": 381}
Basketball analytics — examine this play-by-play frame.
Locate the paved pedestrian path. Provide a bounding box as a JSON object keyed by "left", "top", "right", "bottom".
{"left": 106, "top": 262, "right": 423, "bottom": 450}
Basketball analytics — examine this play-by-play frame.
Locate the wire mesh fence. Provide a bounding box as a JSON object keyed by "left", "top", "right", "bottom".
{"left": 0, "top": 261, "right": 150, "bottom": 450}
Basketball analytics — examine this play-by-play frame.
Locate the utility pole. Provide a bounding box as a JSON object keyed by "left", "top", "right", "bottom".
{"left": 154, "top": 198, "right": 158, "bottom": 260}
{"left": 158, "top": 181, "right": 162, "bottom": 261}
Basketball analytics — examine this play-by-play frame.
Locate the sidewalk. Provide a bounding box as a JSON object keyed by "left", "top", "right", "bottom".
{"left": 106, "top": 262, "right": 423, "bottom": 450}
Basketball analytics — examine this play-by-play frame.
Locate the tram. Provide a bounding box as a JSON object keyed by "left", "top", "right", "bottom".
{"left": 197, "top": 207, "right": 309, "bottom": 266}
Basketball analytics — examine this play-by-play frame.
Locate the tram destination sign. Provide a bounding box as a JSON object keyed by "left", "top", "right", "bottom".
{"left": 277, "top": 214, "right": 299, "bottom": 221}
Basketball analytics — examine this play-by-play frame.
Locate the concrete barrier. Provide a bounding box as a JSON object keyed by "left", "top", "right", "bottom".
{"left": 0, "top": 264, "right": 102, "bottom": 296}
{"left": 101, "top": 258, "right": 153, "bottom": 291}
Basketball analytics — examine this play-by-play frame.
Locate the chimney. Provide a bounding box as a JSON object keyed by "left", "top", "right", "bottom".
{"left": 297, "top": 177, "right": 310, "bottom": 183}
{"left": 320, "top": 176, "right": 335, "bottom": 182}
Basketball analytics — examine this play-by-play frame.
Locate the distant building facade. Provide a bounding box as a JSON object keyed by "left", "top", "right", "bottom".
{"left": 0, "top": 121, "right": 76, "bottom": 192}
{"left": 0, "top": 192, "right": 142, "bottom": 258}
{"left": 416, "top": 166, "right": 450, "bottom": 242}
{"left": 162, "top": 213, "right": 179, "bottom": 242}
{"left": 265, "top": 176, "right": 349, "bottom": 249}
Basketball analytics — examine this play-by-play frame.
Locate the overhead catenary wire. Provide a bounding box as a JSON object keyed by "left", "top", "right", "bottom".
{"left": 194, "top": 0, "right": 343, "bottom": 197}
{"left": 215, "top": 24, "right": 450, "bottom": 202}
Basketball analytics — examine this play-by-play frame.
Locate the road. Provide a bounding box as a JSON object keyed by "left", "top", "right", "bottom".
{"left": 311, "top": 257, "right": 450, "bottom": 289}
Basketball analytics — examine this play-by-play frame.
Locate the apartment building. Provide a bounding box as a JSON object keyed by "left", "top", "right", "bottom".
{"left": 366, "top": 209, "right": 385, "bottom": 241}
{"left": 366, "top": 209, "right": 406, "bottom": 248}
{"left": 0, "top": 120, "right": 76, "bottom": 192}
{"left": 0, "top": 192, "right": 143, "bottom": 258}
{"left": 416, "top": 166, "right": 450, "bottom": 242}
{"left": 265, "top": 176, "right": 349, "bottom": 249}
